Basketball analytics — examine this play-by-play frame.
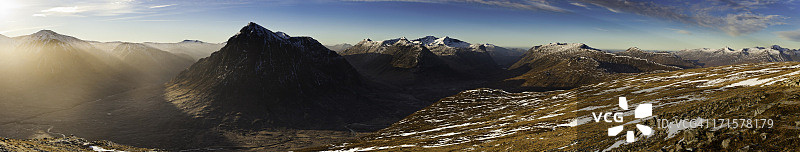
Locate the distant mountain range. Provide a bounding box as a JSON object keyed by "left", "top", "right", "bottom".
{"left": 341, "top": 36, "right": 514, "bottom": 85}
{"left": 505, "top": 43, "right": 680, "bottom": 89}
{"left": 674, "top": 45, "right": 800, "bottom": 67}
{"left": 143, "top": 40, "right": 224, "bottom": 60}
{"left": 615, "top": 47, "right": 700, "bottom": 69}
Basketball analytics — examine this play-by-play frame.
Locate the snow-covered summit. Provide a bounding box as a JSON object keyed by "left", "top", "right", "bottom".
{"left": 234, "top": 22, "right": 288, "bottom": 41}
{"left": 626, "top": 47, "right": 644, "bottom": 52}
{"left": 432, "top": 36, "right": 471, "bottom": 48}
{"left": 13, "top": 30, "right": 100, "bottom": 54}
{"left": 533, "top": 43, "right": 598, "bottom": 52}
{"left": 19, "top": 30, "right": 86, "bottom": 45}
{"left": 409, "top": 36, "right": 471, "bottom": 48}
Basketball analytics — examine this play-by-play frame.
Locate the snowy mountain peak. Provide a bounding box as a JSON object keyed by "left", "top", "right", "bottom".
{"left": 432, "top": 36, "right": 471, "bottom": 48}
{"left": 414, "top": 36, "right": 439, "bottom": 45}
{"left": 30, "top": 30, "right": 75, "bottom": 42}
{"left": 363, "top": 38, "right": 372, "bottom": 42}
{"left": 234, "top": 22, "right": 286, "bottom": 41}
{"left": 18, "top": 30, "right": 91, "bottom": 48}
{"left": 33, "top": 30, "right": 58, "bottom": 36}
{"left": 722, "top": 46, "right": 735, "bottom": 52}
{"left": 626, "top": 47, "right": 643, "bottom": 52}
{"left": 771, "top": 45, "right": 786, "bottom": 50}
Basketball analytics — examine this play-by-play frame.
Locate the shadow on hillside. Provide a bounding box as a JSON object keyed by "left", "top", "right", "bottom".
{"left": 0, "top": 84, "right": 233, "bottom": 150}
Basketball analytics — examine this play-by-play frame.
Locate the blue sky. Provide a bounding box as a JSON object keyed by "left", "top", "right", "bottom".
{"left": 1, "top": 0, "right": 799, "bottom": 50}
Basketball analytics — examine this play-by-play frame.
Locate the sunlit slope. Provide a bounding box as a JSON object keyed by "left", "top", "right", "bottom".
{"left": 0, "top": 136, "right": 155, "bottom": 151}
{"left": 318, "top": 62, "right": 800, "bottom": 151}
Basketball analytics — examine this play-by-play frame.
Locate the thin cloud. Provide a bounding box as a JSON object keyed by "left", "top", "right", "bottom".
{"left": 348, "top": 0, "right": 785, "bottom": 36}
{"left": 776, "top": 29, "right": 800, "bottom": 42}
{"left": 345, "top": 0, "right": 570, "bottom": 12}
{"left": 149, "top": 4, "right": 176, "bottom": 9}
{"left": 594, "top": 27, "right": 609, "bottom": 32}
{"left": 42, "top": 6, "right": 83, "bottom": 13}
{"left": 574, "top": 0, "right": 784, "bottom": 36}
{"left": 570, "top": 2, "right": 590, "bottom": 9}
{"left": 33, "top": 0, "right": 141, "bottom": 17}
{"left": 666, "top": 28, "right": 692, "bottom": 35}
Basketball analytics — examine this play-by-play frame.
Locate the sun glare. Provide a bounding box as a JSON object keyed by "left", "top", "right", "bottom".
{"left": 0, "top": 0, "right": 22, "bottom": 20}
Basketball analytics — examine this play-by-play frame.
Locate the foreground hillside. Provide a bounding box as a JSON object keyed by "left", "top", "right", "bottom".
{"left": 316, "top": 62, "right": 800, "bottom": 151}
{"left": 0, "top": 136, "right": 155, "bottom": 151}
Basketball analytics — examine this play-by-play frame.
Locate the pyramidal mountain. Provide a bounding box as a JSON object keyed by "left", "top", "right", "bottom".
{"left": 614, "top": 47, "right": 700, "bottom": 69}
{"left": 506, "top": 43, "right": 681, "bottom": 89}
{"left": 674, "top": 45, "right": 800, "bottom": 67}
{"left": 165, "top": 22, "right": 405, "bottom": 130}
{"left": 109, "top": 43, "right": 194, "bottom": 82}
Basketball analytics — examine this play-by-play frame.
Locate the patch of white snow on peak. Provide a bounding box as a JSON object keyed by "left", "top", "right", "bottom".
{"left": 274, "top": 32, "right": 290, "bottom": 40}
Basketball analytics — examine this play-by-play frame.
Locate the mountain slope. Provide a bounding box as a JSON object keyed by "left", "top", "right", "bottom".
{"left": 675, "top": 45, "right": 799, "bottom": 67}
{"left": 317, "top": 61, "right": 800, "bottom": 151}
{"left": 473, "top": 43, "right": 524, "bottom": 68}
{"left": 506, "top": 43, "right": 681, "bottom": 89}
{"left": 413, "top": 36, "right": 499, "bottom": 75}
{"left": 0, "top": 30, "right": 135, "bottom": 108}
{"left": 614, "top": 47, "right": 700, "bottom": 69}
{"left": 165, "top": 22, "right": 401, "bottom": 130}
{"left": 0, "top": 34, "right": 13, "bottom": 55}
{"left": 144, "top": 40, "right": 224, "bottom": 60}
{"left": 110, "top": 43, "right": 194, "bottom": 82}
{"left": 0, "top": 34, "right": 11, "bottom": 47}
{"left": 325, "top": 43, "right": 353, "bottom": 52}
{"left": 0, "top": 136, "right": 156, "bottom": 151}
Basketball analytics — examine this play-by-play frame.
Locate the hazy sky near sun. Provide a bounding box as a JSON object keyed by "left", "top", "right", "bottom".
{"left": 1, "top": 0, "right": 799, "bottom": 50}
